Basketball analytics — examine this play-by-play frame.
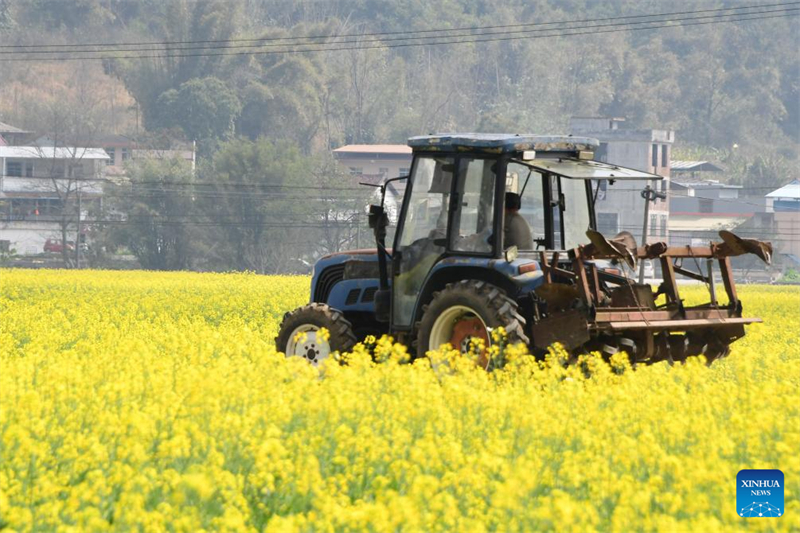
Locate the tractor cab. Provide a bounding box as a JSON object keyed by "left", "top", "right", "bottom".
{"left": 386, "top": 134, "right": 657, "bottom": 333}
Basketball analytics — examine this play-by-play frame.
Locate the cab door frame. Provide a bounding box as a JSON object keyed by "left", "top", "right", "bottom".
{"left": 389, "top": 151, "right": 508, "bottom": 332}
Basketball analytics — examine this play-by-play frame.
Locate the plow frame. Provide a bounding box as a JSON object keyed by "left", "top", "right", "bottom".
{"left": 533, "top": 242, "right": 763, "bottom": 362}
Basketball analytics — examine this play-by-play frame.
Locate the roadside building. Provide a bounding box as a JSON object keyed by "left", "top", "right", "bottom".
{"left": 332, "top": 144, "right": 412, "bottom": 183}
{"left": 0, "top": 123, "right": 196, "bottom": 256}
{"left": 98, "top": 133, "right": 196, "bottom": 178}
{"left": 332, "top": 143, "right": 413, "bottom": 226}
{"left": 0, "top": 121, "right": 32, "bottom": 146}
{"left": 668, "top": 178, "right": 760, "bottom": 247}
{"left": 765, "top": 180, "right": 800, "bottom": 263}
{"left": 569, "top": 117, "right": 673, "bottom": 244}
{"left": 0, "top": 144, "right": 108, "bottom": 255}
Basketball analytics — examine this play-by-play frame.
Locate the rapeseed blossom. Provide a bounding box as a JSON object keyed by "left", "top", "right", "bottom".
{"left": 0, "top": 269, "right": 797, "bottom": 532}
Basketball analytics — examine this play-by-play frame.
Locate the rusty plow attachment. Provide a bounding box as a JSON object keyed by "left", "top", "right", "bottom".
{"left": 530, "top": 230, "right": 770, "bottom": 366}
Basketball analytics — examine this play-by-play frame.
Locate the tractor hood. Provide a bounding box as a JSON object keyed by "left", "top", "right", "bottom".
{"left": 319, "top": 248, "right": 386, "bottom": 260}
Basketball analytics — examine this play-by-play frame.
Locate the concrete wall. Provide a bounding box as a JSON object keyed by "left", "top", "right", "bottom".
{"left": 334, "top": 154, "right": 412, "bottom": 179}
{"left": 775, "top": 211, "right": 800, "bottom": 256}
{"left": 0, "top": 221, "right": 63, "bottom": 255}
{"left": 596, "top": 139, "right": 670, "bottom": 242}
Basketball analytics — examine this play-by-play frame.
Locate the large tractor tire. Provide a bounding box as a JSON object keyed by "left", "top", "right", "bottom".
{"left": 275, "top": 303, "right": 357, "bottom": 366}
{"left": 415, "top": 280, "right": 530, "bottom": 364}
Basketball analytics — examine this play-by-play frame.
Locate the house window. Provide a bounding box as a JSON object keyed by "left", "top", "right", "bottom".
{"left": 25, "top": 162, "right": 33, "bottom": 177}
{"left": 660, "top": 215, "right": 668, "bottom": 237}
{"left": 378, "top": 167, "right": 389, "bottom": 176}
{"left": 348, "top": 167, "right": 362, "bottom": 176}
{"left": 399, "top": 167, "right": 410, "bottom": 176}
{"left": 68, "top": 164, "right": 84, "bottom": 179}
{"left": 105, "top": 148, "right": 116, "bottom": 166}
{"left": 651, "top": 144, "right": 659, "bottom": 168}
{"left": 121, "top": 148, "right": 130, "bottom": 162}
{"left": 597, "top": 212, "right": 619, "bottom": 235}
{"left": 6, "top": 161, "right": 22, "bottom": 177}
{"left": 650, "top": 214, "right": 658, "bottom": 237}
{"left": 661, "top": 144, "right": 669, "bottom": 168}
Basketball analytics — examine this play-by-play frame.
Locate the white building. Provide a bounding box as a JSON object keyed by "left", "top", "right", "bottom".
{"left": 570, "top": 117, "right": 673, "bottom": 244}
{"left": 332, "top": 144, "right": 412, "bottom": 182}
{"left": 0, "top": 145, "right": 109, "bottom": 255}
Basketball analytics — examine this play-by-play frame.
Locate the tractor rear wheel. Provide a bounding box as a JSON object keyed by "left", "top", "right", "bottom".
{"left": 275, "top": 303, "right": 357, "bottom": 366}
{"left": 415, "top": 280, "right": 529, "bottom": 365}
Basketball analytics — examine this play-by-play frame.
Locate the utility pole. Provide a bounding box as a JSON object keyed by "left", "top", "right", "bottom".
{"left": 75, "top": 181, "right": 81, "bottom": 269}
{"left": 638, "top": 185, "right": 666, "bottom": 283}
{"left": 355, "top": 210, "right": 361, "bottom": 249}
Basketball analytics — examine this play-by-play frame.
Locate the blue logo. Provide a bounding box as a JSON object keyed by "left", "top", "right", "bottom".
{"left": 737, "top": 469, "right": 784, "bottom": 518}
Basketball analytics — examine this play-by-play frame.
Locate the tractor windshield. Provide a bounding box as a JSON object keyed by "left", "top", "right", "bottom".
{"left": 508, "top": 160, "right": 592, "bottom": 250}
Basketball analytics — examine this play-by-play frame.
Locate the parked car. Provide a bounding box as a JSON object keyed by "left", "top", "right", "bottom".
{"left": 43, "top": 239, "right": 75, "bottom": 253}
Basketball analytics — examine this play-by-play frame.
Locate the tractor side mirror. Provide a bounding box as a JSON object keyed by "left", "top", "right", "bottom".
{"left": 368, "top": 204, "right": 387, "bottom": 230}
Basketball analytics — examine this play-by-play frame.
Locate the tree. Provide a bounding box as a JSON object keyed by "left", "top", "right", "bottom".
{"left": 309, "top": 155, "right": 373, "bottom": 255}
{"left": 107, "top": 0, "right": 243, "bottom": 134}
{"left": 25, "top": 88, "right": 108, "bottom": 268}
{"left": 201, "top": 137, "right": 312, "bottom": 273}
{"left": 17, "top": 0, "right": 112, "bottom": 31}
{"left": 108, "top": 158, "right": 197, "bottom": 270}
{"left": 0, "top": 0, "right": 14, "bottom": 31}
{"left": 155, "top": 77, "right": 242, "bottom": 149}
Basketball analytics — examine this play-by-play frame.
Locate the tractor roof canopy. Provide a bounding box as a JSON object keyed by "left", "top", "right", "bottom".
{"left": 519, "top": 158, "right": 662, "bottom": 181}
{"left": 407, "top": 133, "right": 662, "bottom": 181}
{"left": 407, "top": 133, "right": 598, "bottom": 154}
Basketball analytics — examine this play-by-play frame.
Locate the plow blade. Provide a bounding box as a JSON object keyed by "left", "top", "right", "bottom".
{"left": 601, "top": 317, "right": 761, "bottom": 331}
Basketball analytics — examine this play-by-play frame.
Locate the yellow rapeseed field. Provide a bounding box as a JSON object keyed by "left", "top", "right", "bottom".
{"left": 0, "top": 269, "right": 798, "bottom": 533}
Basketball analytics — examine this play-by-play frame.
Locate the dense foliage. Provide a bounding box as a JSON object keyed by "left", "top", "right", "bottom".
{"left": 0, "top": 270, "right": 798, "bottom": 532}
{"left": 0, "top": 0, "right": 797, "bottom": 162}
{"left": 0, "top": 1, "right": 796, "bottom": 271}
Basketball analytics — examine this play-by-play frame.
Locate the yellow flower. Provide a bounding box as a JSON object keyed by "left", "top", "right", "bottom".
{"left": 0, "top": 270, "right": 797, "bottom": 533}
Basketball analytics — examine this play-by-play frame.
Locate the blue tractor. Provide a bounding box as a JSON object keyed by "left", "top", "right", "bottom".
{"left": 276, "top": 134, "right": 771, "bottom": 366}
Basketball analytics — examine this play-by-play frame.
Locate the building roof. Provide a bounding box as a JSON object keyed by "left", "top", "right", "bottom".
{"left": 333, "top": 144, "right": 412, "bottom": 155}
{"left": 0, "top": 146, "right": 109, "bottom": 160}
{"left": 570, "top": 116, "right": 626, "bottom": 121}
{"left": 670, "top": 160, "right": 724, "bottom": 172}
{"left": 669, "top": 214, "right": 752, "bottom": 231}
{"left": 407, "top": 134, "right": 598, "bottom": 153}
{"left": 766, "top": 179, "right": 800, "bottom": 199}
{"left": 0, "top": 121, "right": 29, "bottom": 134}
{"left": 671, "top": 178, "right": 741, "bottom": 189}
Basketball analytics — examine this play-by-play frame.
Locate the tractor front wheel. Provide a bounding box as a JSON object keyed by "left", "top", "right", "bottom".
{"left": 415, "top": 280, "right": 529, "bottom": 365}
{"left": 276, "top": 303, "right": 357, "bottom": 366}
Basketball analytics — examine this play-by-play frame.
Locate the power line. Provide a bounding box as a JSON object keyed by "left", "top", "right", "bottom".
{"left": 2, "top": 2, "right": 794, "bottom": 50}
{"left": 8, "top": 173, "right": 790, "bottom": 192}
{"left": 2, "top": 173, "right": 367, "bottom": 190}
{"left": 1, "top": 10, "right": 796, "bottom": 62}
{"left": 1, "top": 3, "right": 796, "bottom": 56}
{"left": 6, "top": 216, "right": 798, "bottom": 237}
{"left": 7, "top": 218, "right": 793, "bottom": 240}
